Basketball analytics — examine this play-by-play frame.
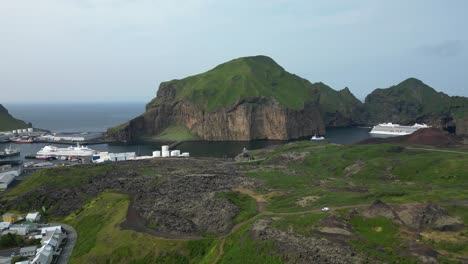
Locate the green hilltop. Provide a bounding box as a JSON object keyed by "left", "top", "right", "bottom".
{"left": 148, "top": 55, "right": 321, "bottom": 112}
{"left": 0, "top": 104, "right": 29, "bottom": 131}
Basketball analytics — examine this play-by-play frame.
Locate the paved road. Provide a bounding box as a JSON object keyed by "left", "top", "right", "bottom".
{"left": 0, "top": 247, "right": 19, "bottom": 258}
{"left": 51, "top": 223, "right": 77, "bottom": 264}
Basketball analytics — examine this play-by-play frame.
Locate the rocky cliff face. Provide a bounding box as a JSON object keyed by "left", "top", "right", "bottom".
{"left": 109, "top": 56, "right": 326, "bottom": 141}
{"left": 111, "top": 82, "right": 325, "bottom": 141}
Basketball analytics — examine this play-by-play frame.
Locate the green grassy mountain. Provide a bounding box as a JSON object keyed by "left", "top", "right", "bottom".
{"left": 147, "top": 55, "right": 320, "bottom": 112}
{"left": 110, "top": 56, "right": 367, "bottom": 141}
{"left": 0, "top": 104, "right": 29, "bottom": 131}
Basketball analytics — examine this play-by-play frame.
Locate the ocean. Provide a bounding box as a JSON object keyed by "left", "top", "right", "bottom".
{"left": 1, "top": 103, "right": 372, "bottom": 159}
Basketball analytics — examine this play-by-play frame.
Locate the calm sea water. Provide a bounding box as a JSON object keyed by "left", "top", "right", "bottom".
{"left": 1, "top": 103, "right": 372, "bottom": 159}
{"left": 4, "top": 102, "right": 145, "bottom": 132}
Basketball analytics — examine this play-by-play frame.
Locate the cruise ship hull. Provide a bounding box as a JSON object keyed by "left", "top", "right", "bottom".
{"left": 369, "top": 123, "right": 429, "bottom": 136}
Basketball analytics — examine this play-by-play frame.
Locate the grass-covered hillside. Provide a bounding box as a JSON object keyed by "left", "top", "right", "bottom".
{"left": 364, "top": 78, "right": 457, "bottom": 124}
{"left": 2, "top": 141, "right": 467, "bottom": 263}
{"left": 316, "top": 83, "right": 365, "bottom": 126}
{"left": 0, "top": 104, "right": 29, "bottom": 131}
{"left": 148, "top": 55, "right": 321, "bottom": 112}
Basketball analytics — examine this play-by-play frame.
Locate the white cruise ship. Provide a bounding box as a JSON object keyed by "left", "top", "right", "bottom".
{"left": 36, "top": 143, "right": 96, "bottom": 158}
{"left": 369, "top": 123, "right": 430, "bottom": 136}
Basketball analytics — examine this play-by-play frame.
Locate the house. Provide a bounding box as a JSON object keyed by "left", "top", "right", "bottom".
{"left": 31, "top": 244, "right": 53, "bottom": 264}
{"left": 9, "top": 222, "right": 35, "bottom": 236}
{"left": 41, "top": 229, "right": 66, "bottom": 248}
{"left": 32, "top": 229, "right": 66, "bottom": 264}
{"left": 0, "top": 222, "right": 11, "bottom": 231}
{"left": 19, "top": 245, "right": 38, "bottom": 257}
{"left": 2, "top": 213, "right": 18, "bottom": 223}
{"left": 40, "top": 226, "right": 63, "bottom": 236}
{"left": 26, "top": 212, "right": 41, "bottom": 222}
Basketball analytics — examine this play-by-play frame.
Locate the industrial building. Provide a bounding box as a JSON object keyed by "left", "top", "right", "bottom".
{"left": 0, "top": 174, "right": 15, "bottom": 189}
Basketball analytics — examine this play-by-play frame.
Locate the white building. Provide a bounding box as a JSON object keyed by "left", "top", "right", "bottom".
{"left": 32, "top": 229, "right": 66, "bottom": 264}
{"left": 20, "top": 245, "right": 38, "bottom": 257}
{"left": 26, "top": 212, "right": 41, "bottom": 222}
{"left": 9, "top": 224, "right": 32, "bottom": 236}
{"left": 31, "top": 244, "right": 54, "bottom": 264}
{"left": 0, "top": 222, "right": 11, "bottom": 231}
{"left": 0, "top": 174, "right": 15, "bottom": 189}
{"left": 41, "top": 226, "right": 63, "bottom": 236}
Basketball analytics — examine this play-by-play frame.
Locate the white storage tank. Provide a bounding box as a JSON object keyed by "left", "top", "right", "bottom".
{"left": 180, "top": 152, "right": 190, "bottom": 157}
{"left": 162, "top": 145, "right": 169, "bottom": 152}
{"left": 170, "top": 150, "right": 181, "bottom": 157}
{"left": 22, "top": 129, "right": 27, "bottom": 133}
{"left": 152, "top": 151, "right": 161, "bottom": 157}
{"left": 162, "top": 151, "right": 170, "bottom": 157}
{"left": 27, "top": 128, "right": 33, "bottom": 132}
{"left": 12, "top": 130, "right": 17, "bottom": 134}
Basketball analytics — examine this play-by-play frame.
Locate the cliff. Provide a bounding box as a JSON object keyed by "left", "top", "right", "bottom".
{"left": 364, "top": 78, "right": 468, "bottom": 134}
{"left": 110, "top": 56, "right": 326, "bottom": 141}
{"left": 0, "top": 104, "right": 29, "bottom": 131}
{"left": 315, "top": 83, "right": 365, "bottom": 127}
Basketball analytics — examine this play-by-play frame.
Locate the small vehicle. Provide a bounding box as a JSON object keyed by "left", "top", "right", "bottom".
{"left": 321, "top": 207, "right": 330, "bottom": 212}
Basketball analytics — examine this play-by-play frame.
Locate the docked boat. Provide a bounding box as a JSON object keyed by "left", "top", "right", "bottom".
{"left": 369, "top": 123, "right": 429, "bottom": 136}
{"left": 0, "top": 145, "right": 20, "bottom": 159}
{"left": 36, "top": 143, "right": 96, "bottom": 158}
{"left": 11, "top": 136, "right": 34, "bottom": 144}
{"left": 311, "top": 134, "right": 325, "bottom": 141}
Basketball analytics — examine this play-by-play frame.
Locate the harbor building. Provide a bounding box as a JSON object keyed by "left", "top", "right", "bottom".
{"left": 0, "top": 174, "right": 15, "bottom": 189}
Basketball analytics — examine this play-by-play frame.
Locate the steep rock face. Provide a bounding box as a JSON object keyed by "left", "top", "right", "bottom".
{"left": 111, "top": 93, "right": 325, "bottom": 141}
{"left": 364, "top": 78, "right": 468, "bottom": 134}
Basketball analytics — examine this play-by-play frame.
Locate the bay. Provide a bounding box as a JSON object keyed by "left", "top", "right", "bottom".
{"left": 1, "top": 103, "right": 372, "bottom": 159}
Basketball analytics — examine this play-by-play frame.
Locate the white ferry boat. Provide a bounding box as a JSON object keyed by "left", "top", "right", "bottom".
{"left": 36, "top": 143, "right": 96, "bottom": 158}
{"left": 369, "top": 123, "right": 429, "bottom": 136}
{"left": 311, "top": 134, "right": 325, "bottom": 141}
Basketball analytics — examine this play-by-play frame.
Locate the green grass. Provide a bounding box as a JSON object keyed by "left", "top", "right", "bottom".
{"left": 3, "top": 165, "right": 112, "bottom": 200}
{"left": 245, "top": 142, "right": 468, "bottom": 213}
{"left": 216, "top": 191, "right": 257, "bottom": 225}
{"left": 219, "top": 217, "right": 283, "bottom": 264}
{"left": 148, "top": 55, "right": 320, "bottom": 112}
{"left": 349, "top": 216, "right": 413, "bottom": 262}
{"left": 64, "top": 192, "right": 218, "bottom": 264}
{"left": 0, "top": 104, "right": 29, "bottom": 131}
{"left": 107, "top": 122, "right": 129, "bottom": 133}
{"left": 154, "top": 125, "right": 199, "bottom": 141}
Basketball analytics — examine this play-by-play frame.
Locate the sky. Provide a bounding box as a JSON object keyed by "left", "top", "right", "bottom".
{"left": 1, "top": 0, "right": 467, "bottom": 103}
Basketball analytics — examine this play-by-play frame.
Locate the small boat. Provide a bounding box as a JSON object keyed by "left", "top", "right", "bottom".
{"left": 0, "top": 145, "right": 20, "bottom": 159}
{"left": 311, "top": 134, "right": 325, "bottom": 141}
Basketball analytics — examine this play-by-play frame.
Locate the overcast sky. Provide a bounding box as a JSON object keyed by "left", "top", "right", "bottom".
{"left": 1, "top": 0, "right": 467, "bottom": 103}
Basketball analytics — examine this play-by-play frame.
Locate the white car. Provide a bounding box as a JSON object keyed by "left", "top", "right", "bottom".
{"left": 321, "top": 207, "right": 330, "bottom": 212}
